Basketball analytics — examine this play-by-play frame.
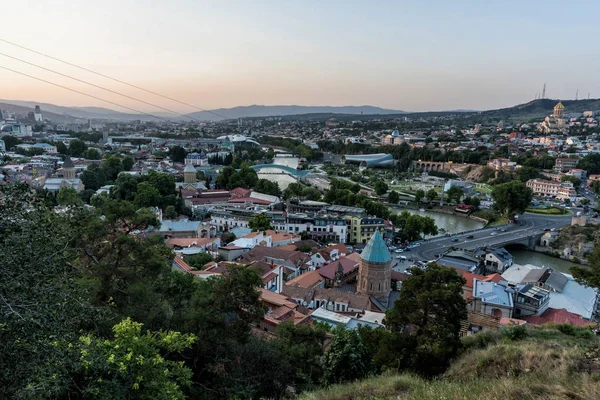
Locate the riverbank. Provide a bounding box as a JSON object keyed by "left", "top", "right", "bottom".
{"left": 388, "top": 204, "right": 489, "bottom": 224}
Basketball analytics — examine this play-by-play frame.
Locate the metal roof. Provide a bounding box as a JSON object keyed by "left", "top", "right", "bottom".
{"left": 360, "top": 231, "right": 391, "bottom": 264}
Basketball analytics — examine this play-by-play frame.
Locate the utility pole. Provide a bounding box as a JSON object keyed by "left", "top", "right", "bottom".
{"left": 576, "top": 89, "right": 579, "bottom": 100}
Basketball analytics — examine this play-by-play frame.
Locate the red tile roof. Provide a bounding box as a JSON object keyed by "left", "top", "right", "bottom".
{"left": 285, "top": 270, "right": 325, "bottom": 289}
{"left": 522, "top": 308, "right": 595, "bottom": 327}
{"left": 317, "top": 256, "right": 359, "bottom": 280}
{"left": 455, "top": 269, "right": 503, "bottom": 289}
{"left": 173, "top": 257, "right": 192, "bottom": 272}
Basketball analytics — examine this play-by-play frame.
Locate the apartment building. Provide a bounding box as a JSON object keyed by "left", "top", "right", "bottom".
{"left": 526, "top": 179, "right": 577, "bottom": 200}
{"left": 347, "top": 216, "right": 386, "bottom": 244}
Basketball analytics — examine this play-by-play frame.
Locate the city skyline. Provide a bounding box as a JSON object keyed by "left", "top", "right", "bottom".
{"left": 2, "top": 0, "right": 600, "bottom": 114}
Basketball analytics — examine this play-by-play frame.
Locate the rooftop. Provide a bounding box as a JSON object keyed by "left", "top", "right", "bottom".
{"left": 360, "top": 231, "right": 391, "bottom": 264}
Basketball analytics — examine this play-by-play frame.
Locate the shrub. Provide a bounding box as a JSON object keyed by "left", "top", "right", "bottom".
{"left": 501, "top": 325, "right": 528, "bottom": 341}
{"left": 556, "top": 323, "right": 577, "bottom": 336}
{"left": 461, "top": 330, "right": 501, "bottom": 351}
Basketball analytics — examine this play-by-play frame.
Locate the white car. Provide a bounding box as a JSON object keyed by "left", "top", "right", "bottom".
{"left": 490, "top": 232, "right": 497, "bottom": 236}
{"left": 395, "top": 249, "right": 404, "bottom": 253}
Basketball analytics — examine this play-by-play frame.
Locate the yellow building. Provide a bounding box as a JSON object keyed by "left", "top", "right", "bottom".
{"left": 347, "top": 216, "right": 386, "bottom": 244}
{"left": 538, "top": 101, "right": 566, "bottom": 133}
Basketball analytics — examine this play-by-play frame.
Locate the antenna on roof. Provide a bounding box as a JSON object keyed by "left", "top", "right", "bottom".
{"left": 576, "top": 89, "right": 579, "bottom": 101}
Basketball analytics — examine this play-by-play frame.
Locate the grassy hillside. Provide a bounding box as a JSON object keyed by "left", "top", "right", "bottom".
{"left": 301, "top": 325, "right": 600, "bottom": 400}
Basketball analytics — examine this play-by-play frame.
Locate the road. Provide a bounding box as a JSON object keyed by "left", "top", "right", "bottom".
{"left": 391, "top": 212, "right": 574, "bottom": 271}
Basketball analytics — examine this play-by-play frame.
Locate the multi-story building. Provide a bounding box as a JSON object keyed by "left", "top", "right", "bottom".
{"left": 554, "top": 157, "right": 579, "bottom": 172}
{"left": 526, "top": 179, "right": 577, "bottom": 200}
{"left": 285, "top": 213, "right": 348, "bottom": 243}
{"left": 347, "top": 216, "right": 386, "bottom": 244}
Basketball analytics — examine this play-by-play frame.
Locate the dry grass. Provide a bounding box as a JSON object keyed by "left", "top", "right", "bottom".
{"left": 300, "top": 326, "right": 600, "bottom": 400}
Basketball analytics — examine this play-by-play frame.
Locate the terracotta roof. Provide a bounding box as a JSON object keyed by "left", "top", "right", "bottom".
{"left": 455, "top": 269, "right": 503, "bottom": 289}
{"left": 391, "top": 271, "right": 410, "bottom": 281}
{"left": 522, "top": 308, "right": 595, "bottom": 327}
{"left": 345, "top": 252, "right": 362, "bottom": 263}
{"left": 265, "top": 230, "right": 300, "bottom": 243}
{"left": 322, "top": 243, "right": 350, "bottom": 255}
{"left": 241, "top": 246, "right": 310, "bottom": 266}
{"left": 318, "top": 256, "right": 359, "bottom": 280}
{"left": 230, "top": 187, "right": 252, "bottom": 198}
{"left": 285, "top": 270, "right": 325, "bottom": 289}
{"left": 259, "top": 288, "right": 298, "bottom": 308}
{"left": 172, "top": 257, "right": 193, "bottom": 272}
{"left": 282, "top": 286, "right": 371, "bottom": 312}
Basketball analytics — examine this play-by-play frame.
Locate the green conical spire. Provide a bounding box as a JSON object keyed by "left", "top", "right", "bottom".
{"left": 360, "top": 231, "right": 391, "bottom": 264}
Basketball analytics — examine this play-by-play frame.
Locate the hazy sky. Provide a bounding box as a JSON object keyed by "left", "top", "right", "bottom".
{"left": 2, "top": 0, "right": 600, "bottom": 114}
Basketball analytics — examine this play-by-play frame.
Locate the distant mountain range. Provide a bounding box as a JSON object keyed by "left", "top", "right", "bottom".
{"left": 0, "top": 100, "right": 406, "bottom": 122}
{"left": 3, "top": 98, "right": 597, "bottom": 124}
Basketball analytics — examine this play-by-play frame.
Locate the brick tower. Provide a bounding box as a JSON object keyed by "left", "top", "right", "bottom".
{"left": 357, "top": 230, "right": 392, "bottom": 299}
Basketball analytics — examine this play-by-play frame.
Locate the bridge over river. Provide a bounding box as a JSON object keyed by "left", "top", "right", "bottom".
{"left": 410, "top": 213, "right": 573, "bottom": 261}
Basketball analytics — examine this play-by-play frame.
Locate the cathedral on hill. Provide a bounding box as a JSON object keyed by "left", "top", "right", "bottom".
{"left": 538, "top": 101, "right": 567, "bottom": 133}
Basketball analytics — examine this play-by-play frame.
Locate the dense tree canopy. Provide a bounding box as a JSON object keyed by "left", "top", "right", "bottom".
{"left": 492, "top": 180, "right": 533, "bottom": 217}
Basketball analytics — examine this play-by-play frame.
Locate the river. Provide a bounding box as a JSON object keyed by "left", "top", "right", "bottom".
{"left": 507, "top": 248, "right": 577, "bottom": 275}
{"left": 391, "top": 208, "right": 485, "bottom": 236}
{"left": 256, "top": 156, "right": 299, "bottom": 190}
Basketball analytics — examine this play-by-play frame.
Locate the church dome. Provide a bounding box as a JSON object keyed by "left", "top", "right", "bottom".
{"left": 184, "top": 163, "right": 196, "bottom": 173}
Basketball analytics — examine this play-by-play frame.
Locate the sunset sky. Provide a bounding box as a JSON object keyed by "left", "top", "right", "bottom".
{"left": 2, "top": 0, "right": 600, "bottom": 114}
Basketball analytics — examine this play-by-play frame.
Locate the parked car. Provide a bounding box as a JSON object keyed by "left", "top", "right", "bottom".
{"left": 395, "top": 249, "right": 404, "bottom": 253}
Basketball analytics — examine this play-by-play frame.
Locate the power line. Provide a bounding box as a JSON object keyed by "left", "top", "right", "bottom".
{"left": 0, "top": 51, "right": 202, "bottom": 122}
{"left": 0, "top": 37, "right": 229, "bottom": 120}
{"left": 0, "top": 64, "right": 171, "bottom": 122}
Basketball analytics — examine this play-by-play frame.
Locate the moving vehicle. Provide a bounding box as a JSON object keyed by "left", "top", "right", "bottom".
{"left": 466, "top": 235, "right": 474, "bottom": 239}
{"left": 490, "top": 232, "right": 497, "bottom": 236}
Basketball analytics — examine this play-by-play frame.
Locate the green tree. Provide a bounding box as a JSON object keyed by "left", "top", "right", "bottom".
{"left": 374, "top": 181, "right": 389, "bottom": 196}
{"left": 386, "top": 264, "right": 467, "bottom": 376}
{"left": 83, "top": 147, "right": 101, "bottom": 160}
{"left": 134, "top": 182, "right": 162, "bottom": 208}
{"left": 69, "top": 139, "right": 88, "bottom": 157}
{"left": 111, "top": 173, "right": 139, "bottom": 201}
{"left": 561, "top": 174, "right": 581, "bottom": 187}
{"left": 321, "top": 327, "right": 375, "bottom": 384}
{"left": 577, "top": 153, "right": 600, "bottom": 174}
{"left": 255, "top": 178, "right": 282, "bottom": 197}
{"left": 68, "top": 318, "right": 195, "bottom": 399}
{"left": 186, "top": 252, "right": 213, "bottom": 270}
{"left": 426, "top": 188, "right": 437, "bottom": 201}
{"left": 0, "top": 184, "right": 110, "bottom": 398}
{"left": 517, "top": 166, "right": 541, "bottom": 182}
{"left": 122, "top": 156, "right": 135, "bottom": 171}
{"left": 591, "top": 180, "right": 600, "bottom": 196}
{"left": 57, "top": 186, "right": 83, "bottom": 206}
{"left": 414, "top": 189, "right": 425, "bottom": 204}
{"left": 56, "top": 141, "right": 68, "bottom": 155}
{"left": 388, "top": 190, "right": 400, "bottom": 204}
{"left": 492, "top": 180, "right": 533, "bottom": 218}
{"left": 446, "top": 185, "right": 464, "bottom": 203}
{"left": 1, "top": 135, "right": 22, "bottom": 150}
{"left": 164, "top": 204, "right": 178, "bottom": 219}
{"left": 249, "top": 213, "right": 273, "bottom": 231}
{"left": 146, "top": 170, "right": 176, "bottom": 197}
{"left": 571, "top": 245, "right": 600, "bottom": 290}
{"left": 169, "top": 146, "right": 188, "bottom": 163}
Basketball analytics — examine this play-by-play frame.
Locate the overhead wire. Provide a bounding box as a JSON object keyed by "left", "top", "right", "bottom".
{"left": 0, "top": 37, "right": 230, "bottom": 120}
{"left": 0, "top": 51, "right": 201, "bottom": 122}
{"left": 0, "top": 64, "right": 172, "bottom": 122}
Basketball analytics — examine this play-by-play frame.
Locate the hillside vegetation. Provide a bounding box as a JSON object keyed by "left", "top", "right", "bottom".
{"left": 301, "top": 324, "right": 600, "bottom": 400}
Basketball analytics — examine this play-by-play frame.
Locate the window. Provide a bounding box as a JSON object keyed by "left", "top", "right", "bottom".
{"left": 369, "top": 282, "right": 373, "bottom": 291}
{"left": 378, "top": 282, "right": 381, "bottom": 291}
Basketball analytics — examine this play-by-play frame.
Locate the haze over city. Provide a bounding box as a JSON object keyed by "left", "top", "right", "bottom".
{"left": 2, "top": 0, "right": 600, "bottom": 114}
